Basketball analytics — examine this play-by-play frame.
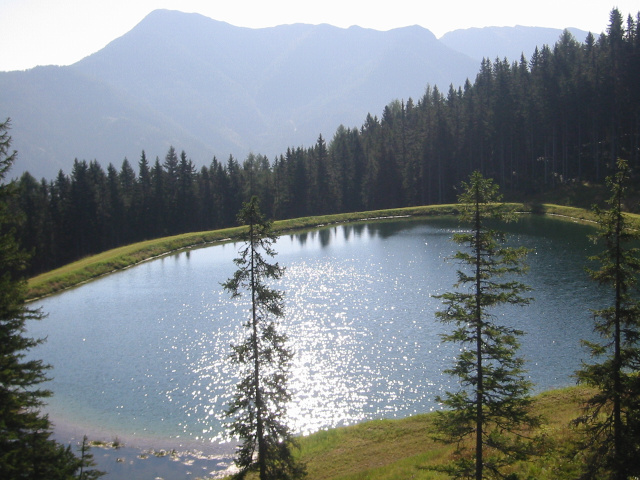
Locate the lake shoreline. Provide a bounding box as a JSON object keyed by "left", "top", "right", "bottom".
{"left": 49, "top": 412, "right": 237, "bottom": 479}
{"left": 27, "top": 209, "right": 620, "bottom": 478}
{"left": 29, "top": 203, "right": 640, "bottom": 302}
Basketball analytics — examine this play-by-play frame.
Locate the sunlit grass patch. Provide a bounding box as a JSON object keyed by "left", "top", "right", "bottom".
{"left": 216, "top": 386, "right": 595, "bottom": 480}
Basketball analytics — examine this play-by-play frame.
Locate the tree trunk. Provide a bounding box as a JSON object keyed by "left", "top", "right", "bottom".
{"left": 249, "top": 220, "right": 267, "bottom": 480}
{"left": 474, "top": 184, "right": 484, "bottom": 480}
{"left": 613, "top": 189, "right": 622, "bottom": 480}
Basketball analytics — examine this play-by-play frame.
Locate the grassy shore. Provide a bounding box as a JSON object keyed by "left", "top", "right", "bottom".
{"left": 27, "top": 202, "right": 640, "bottom": 301}
{"left": 217, "top": 386, "right": 593, "bottom": 480}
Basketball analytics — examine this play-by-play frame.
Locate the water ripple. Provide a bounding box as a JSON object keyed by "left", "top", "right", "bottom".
{"left": 28, "top": 217, "right": 604, "bottom": 447}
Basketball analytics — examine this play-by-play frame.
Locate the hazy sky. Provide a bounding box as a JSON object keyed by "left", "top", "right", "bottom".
{"left": 0, "top": 0, "right": 637, "bottom": 71}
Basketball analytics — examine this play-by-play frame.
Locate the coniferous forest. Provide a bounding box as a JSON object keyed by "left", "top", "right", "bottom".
{"left": 10, "top": 9, "right": 640, "bottom": 276}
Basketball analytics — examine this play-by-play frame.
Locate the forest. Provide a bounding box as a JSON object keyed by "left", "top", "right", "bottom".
{"left": 9, "top": 8, "right": 640, "bottom": 276}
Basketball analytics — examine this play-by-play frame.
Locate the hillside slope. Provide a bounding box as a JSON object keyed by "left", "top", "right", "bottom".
{"left": 0, "top": 10, "right": 583, "bottom": 180}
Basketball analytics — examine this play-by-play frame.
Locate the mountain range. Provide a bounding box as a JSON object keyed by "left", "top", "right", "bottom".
{"left": 0, "top": 9, "right": 590, "bottom": 180}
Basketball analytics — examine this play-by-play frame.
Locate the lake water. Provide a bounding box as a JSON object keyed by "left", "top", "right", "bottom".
{"left": 28, "top": 215, "right": 604, "bottom": 477}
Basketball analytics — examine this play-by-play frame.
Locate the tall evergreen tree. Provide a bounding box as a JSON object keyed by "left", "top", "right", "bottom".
{"left": 433, "top": 171, "right": 538, "bottom": 480}
{"left": 209, "top": 156, "right": 227, "bottom": 228}
{"left": 15, "top": 172, "right": 51, "bottom": 274}
{"left": 224, "top": 155, "right": 244, "bottom": 226}
{"left": 163, "top": 146, "right": 180, "bottom": 233}
{"left": 309, "top": 134, "right": 332, "bottom": 215}
{"left": 222, "top": 197, "right": 305, "bottom": 480}
{"left": 197, "top": 165, "right": 215, "bottom": 230}
{"left": 135, "top": 151, "right": 153, "bottom": 238}
{"left": 106, "top": 163, "right": 123, "bottom": 247}
{"left": 118, "top": 158, "right": 137, "bottom": 242}
{"left": 0, "top": 119, "right": 98, "bottom": 479}
{"left": 574, "top": 158, "right": 640, "bottom": 480}
{"left": 286, "top": 148, "right": 308, "bottom": 218}
{"left": 150, "top": 157, "right": 166, "bottom": 237}
{"left": 176, "top": 150, "right": 196, "bottom": 232}
{"left": 49, "top": 169, "right": 73, "bottom": 266}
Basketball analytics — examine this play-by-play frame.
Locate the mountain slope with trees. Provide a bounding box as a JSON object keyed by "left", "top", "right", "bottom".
{"left": 0, "top": 10, "right": 594, "bottom": 180}
{"left": 0, "top": 9, "right": 479, "bottom": 180}
{"left": 8, "top": 8, "right": 640, "bottom": 277}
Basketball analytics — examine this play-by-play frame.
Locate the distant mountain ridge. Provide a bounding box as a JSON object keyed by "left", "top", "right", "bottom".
{"left": 440, "top": 25, "right": 591, "bottom": 62}
{"left": 0, "top": 10, "right": 584, "bottom": 180}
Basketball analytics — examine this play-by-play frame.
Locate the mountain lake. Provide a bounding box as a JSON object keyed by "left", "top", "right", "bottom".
{"left": 27, "top": 215, "right": 604, "bottom": 479}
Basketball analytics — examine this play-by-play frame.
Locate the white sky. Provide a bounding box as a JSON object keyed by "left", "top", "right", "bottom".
{"left": 0, "top": 0, "right": 637, "bottom": 71}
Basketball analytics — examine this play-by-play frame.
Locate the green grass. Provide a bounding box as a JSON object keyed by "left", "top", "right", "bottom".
{"left": 27, "top": 226, "right": 242, "bottom": 300}
{"left": 27, "top": 202, "right": 640, "bottom": 300}
{"left": 295, "top": 415, "right": 452, "bottom": 480}
{"left": 218, "top": 386, "right": 595, "bottom": 480}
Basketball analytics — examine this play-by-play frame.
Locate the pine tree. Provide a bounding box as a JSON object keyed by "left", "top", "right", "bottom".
{"left": 135, "top": 151, "right": 153, "bottom": 238}
{"left": 0, "top": 118, "right": 99, "bottom": 479}
{"left": 76, "top": 436, "right": 104, "bottom": 480}
{"left": 222, "top": 196, "right": 305, "bottom": 480}
{"left": 574, "top": 158, "right": 640, "bottom": 480}
{"left": 433, "top": 171, "right": 539, "bottom": 480}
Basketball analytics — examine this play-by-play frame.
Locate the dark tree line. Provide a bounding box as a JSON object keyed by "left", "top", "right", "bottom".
{"left": 10, "top": 8, "right": 640, "bottom": 276}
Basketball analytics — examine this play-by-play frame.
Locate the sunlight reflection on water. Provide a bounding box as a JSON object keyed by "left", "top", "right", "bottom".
{"left": 29, "top": 216, "right": 602, "bottom": 449}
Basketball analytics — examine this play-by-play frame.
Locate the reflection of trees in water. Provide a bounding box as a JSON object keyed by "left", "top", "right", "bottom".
{"left": 294, "top": 225, "right": 361, "bottom": 248}
{"left": 366, "top": 221, "right": 411, "bottom": 239}
{"left": 346, "top": 223, "right": 366, "bottom": 240}
{"left": 293, "top": 220, "right": 437, "bottom": 249}
{"left": 288, "top": 215, "right": 594, "bottom": 250}
{"left": 319, "top": 228, "right": 331, "bottom": 247}
{"left": 293, "top": 231, "right": 308, "bottom": 247}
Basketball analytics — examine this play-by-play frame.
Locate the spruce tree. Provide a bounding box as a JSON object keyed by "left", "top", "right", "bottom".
{"left": 222, "top": 196, "right": 305, "bottom": 480}
{"left": 0, "top": 118, "right": 98, "bottom": 479}
{"left": 433, "top": 171, "right": 538, "bottom": 480}
{"left": 574, "top": 158, "right": 640, "bottom": 480}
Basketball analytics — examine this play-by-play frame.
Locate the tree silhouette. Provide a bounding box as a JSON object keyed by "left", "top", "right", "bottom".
{"left": 222, "top": 196, "right": 305, "bottom": 480}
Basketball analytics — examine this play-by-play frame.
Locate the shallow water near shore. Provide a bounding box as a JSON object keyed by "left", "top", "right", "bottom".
{"left": 49, "top": 414, "right": 237, "bottom": 479}
{"left": 30, "top": 215, "right": 604, "bottom": 478}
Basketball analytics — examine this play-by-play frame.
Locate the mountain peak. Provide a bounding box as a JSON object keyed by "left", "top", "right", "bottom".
{"left": 0, "top": 12, "right": 572, "bottom": 180}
